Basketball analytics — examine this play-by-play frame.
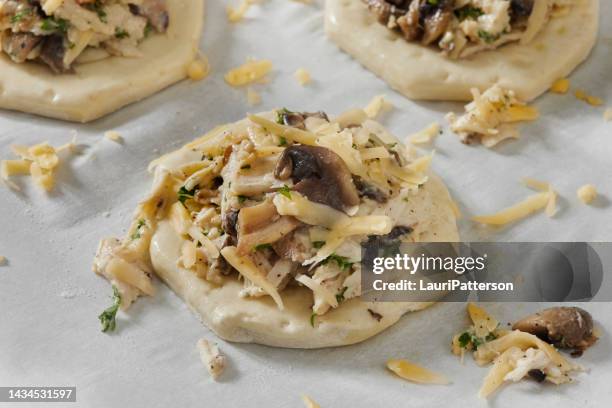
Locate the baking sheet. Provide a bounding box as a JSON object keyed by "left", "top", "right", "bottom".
{"left": 1, "top": 1, "right": 612, "bottom": 407}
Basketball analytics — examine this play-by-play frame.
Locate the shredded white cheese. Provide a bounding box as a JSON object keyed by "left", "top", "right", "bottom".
{"left": 364, "top": 95, "right": 392, "bottom": 119}
{"left": 197, "top": 339, "right": 226, "bottom": 381}
{"left": 387, "top": 359, "right": 449, "bottom": 385}
{"left": 447, "top": 85, "right": 539, "bottom": 148}
{"left": 302, "top": 395, "right": 320, "bottom": 408}
{"left": 550, "top": 78, "right": 570, "bottom": 94}
{"left": 1, "top": 138, "right": 76, "bottom": 192}
{"left": 577, "top": 184, "right": 597, "bottom": 204}
{"left": 0, "top": 256, "right": 6, "bottom": 266}
{"left": 472, "top": 191, "right": 552, "bottom": 226}
{"left": 409, "top": 123, "right": 441, "bottom": 145}
{"left": 104, "top": 131, "right": 123, "bottom": 144}
{"left": 187, "top": 57, "right": 210, "bottom": 81}
{"left": 294, "top": 68, "right": 312, "bottom": 86}
{"left": 225, "top": 59, "right": 272, "bottom": 87}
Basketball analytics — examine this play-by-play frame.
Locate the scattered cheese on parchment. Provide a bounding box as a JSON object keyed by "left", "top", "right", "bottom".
{"left": 364, "top": 95, "right": 393, "bottom": 119}
{"left": 302, "top": 395, "right": 321, "bottom": 408}
{"left": 225, "top": 59, "right": 273, "bottom": 87}
{"left": 0, "top": 256, "right": 6, "bottom": 266}
{"left": 294, "top": 68, "right": 312, "bottom": 86}
{"left": 575, "top": 89, "right": 604, "bottom": 106}
{"left": 187, "top": 56, "right": 210, "bottom": 81}
{"left": 550, "top": 78, "right": 570, "bottom": 94}
{"left": 1, "top": 137, "right": 76, "bottom": 192}
{"left": 104, "top": 131, "right": 123, "bottom": 144}
{"left": 197, "top": 339, "right": 225, "bottom": 381}
{"left": 409, "top": 123, "right": 441, "bottom": 145}
{"left": 387, "top": 359, "right": 450, "bottom": 385}
{"left": 577, "top": 184, "right": 598, "bottom": 204}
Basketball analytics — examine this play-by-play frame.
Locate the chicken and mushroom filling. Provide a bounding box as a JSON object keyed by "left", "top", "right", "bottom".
{"left": 363, "top": 0, "right": 574, "bottom": 58}
{"left": 94, "top": 108, "right": 436, "bottom": 318}
{"left": 0, "top": 0, "right": 169, "bottom": 72}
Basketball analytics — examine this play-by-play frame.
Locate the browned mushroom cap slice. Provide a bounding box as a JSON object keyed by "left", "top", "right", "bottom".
{"left": 2, "top": 32, "right": 43, "bottom": 64}
{"left": 510, "top": 0, "right": 535, "bottom": 21}
{"left": 397, "top": 0, "right": 421, "bottom": 41}
{"left": 512, "top": 307, "right": 598, "bottom": 354}
{"left": 362, "top": 0, "right": 408, "bottom": 25}
{"left": 419, "top": 0, "right": 453, "bottom": 45}
{"left": 129, "top": 0, "right": 170, "bottom": 33}
{"left": 39, "top": 35, "right": 70, "bottom": 74}
{"left": 276, "top": 109, "right": 329, "bottom": 130}
{"left": 274, "top": 145, "right": 360, "bottom": 212}
{"left": 353, "top": 175, "right": 388, "bottom": 203}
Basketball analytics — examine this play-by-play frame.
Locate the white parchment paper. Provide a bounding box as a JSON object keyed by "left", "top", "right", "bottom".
{"left": 1, "top": 1, "right": 611, "bottom": 407}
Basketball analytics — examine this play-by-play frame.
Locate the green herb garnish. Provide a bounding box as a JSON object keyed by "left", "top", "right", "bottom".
{"left": 98, "top": 286, "right": 121, "bottom": 333}
{"left": 310, "top": 312, "right": 317, "bottom": 327}
{"left": 178, "top": 185, "right": 196, "bottom": 205}
{"left": 455, "top": 6, "right": 484, "bottom": 21}
{"left": 253, "top": 243, "right": 272, "bottom": 251}
{"left": 40, "top": 17, "right": 68, "bottom": 33}
{"left": 115, "top": 28, "right": 129, "bottom": 39}
{"left": 237, "top": 195, "right": 248, "bottom": 204}
{"left": 130, "top": 219, "right": 146, "bottom": 240}
{"left": 312, "top": 241, "right": 326, "bottom": 249}
{"left": 323, "top": 254, "right": 353, "bottom": 271}
{"left": 10, "top": 8, "right": 32, "bottom": 24}
{"left": 278, "top": 136, "right": 287, "bottom": 147}
{"left": 276, "top": 108, "right": 293, "bottom": 125}
{"left": 478, "top": 30, "right": 500, "bottom": 44}
{"left": 278, "top": 185, "right": 292, "bottom": 199}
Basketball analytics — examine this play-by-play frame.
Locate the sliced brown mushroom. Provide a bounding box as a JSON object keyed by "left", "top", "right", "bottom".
{"left": 2, "top": 32, "right": 42, "bottom": 63}
{"left": 353, "top": 175, "right": 388, "bottom": 203}
{"left": 510, "top": 0, "right": 534, "bottom": 21}
{"left": 129, "top": 0, "right": 169, "bottom": 33}
{"left": 274, "top": 145, "right": 360, "bottom": 212}
{"left": 362, "top": 0, "right": 407, "bottom": 25}
{"left": 512, "top": 307, "right": 598, "bottom": 355}
{"left": 419, "top": 0, "right": 453, "bottom": 45}
{"left": 276, "top": 109, "right": 329, "bottom": 130}
{"left": 272, "top": 227, "right": 317, "bottom": 263}
{"left": 397, "top": 0, "right": 421, "bottom": 41}
{"left": 39, "top": 35, "right": 69, "bottom": 73}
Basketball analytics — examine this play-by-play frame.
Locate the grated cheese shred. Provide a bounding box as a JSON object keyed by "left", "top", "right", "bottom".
{"left": 577, "top": 184, "right": 597, "bottom": 204}
{"left": 225, "top": 59, "right": 272, "bottom": 87}
{"left": 387, "top": 359, "right": 450, "bottom": 385}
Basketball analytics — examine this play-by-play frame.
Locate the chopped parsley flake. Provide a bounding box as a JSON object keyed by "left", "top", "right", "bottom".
{"left": 310, "top": 312, "right": 317, "bottom": 327}
{"left": 323, "top": 254, "right": 353, "bottom": 271}
{"left": 278, "top": 185, "right": 292, "bottom": 199}
{"left": 178, "top": 185, "right": 196, "bottom": 205}
{"left": 115, "top": 28, "right": 130, "bottom": 39}
{"left": 40, "top": 17, "right": 68, "bottom": 33}
{"left": 312, "top": 241, "right": 326, "bottom": 249}
{"left": 278, "top": 136, "right": 287, "bottom": 147}
{"left": 130, "top": 219, "right": 146, "bottom": 240}
{"left": 253, "top": 243, "right": 272, "bottom": 251}
{"left": 455, "top": 6, "right": 484, "bottom": 21}
{"left": 98, "top": 286, "right": 121, "bottom": 333}
{"left": 10, "top": 8, "right": 32, "bottom": 24}
{"left": 478, "top": 30, "right": 500, "bottom": 44}
{"left": 335, "top": 286, "right": 348, "bottom": 304}
{"left": 237, "top": 195, "right": 248, "bottom": 204}
{"left": 276, "top": 108, "right": 293, "bottom": 125}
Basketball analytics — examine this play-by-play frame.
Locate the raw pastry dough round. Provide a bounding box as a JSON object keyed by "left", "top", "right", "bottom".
{"left": 150, "top": 153, "right": 459, "bottom": 348}
{"left": 325, "top": 0, "right": 599, "bottom": 102}
{"left": 0, "top": 0, "right": 205, "bottom": 122}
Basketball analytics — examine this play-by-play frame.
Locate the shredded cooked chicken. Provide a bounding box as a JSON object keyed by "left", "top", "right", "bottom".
{"left": 363, "top": 0, "right": 574, "bottom": 59}
{"left": 0, "top": 0, "right": 169, "bottom": 72}
{"left": 94, "top": 108, "right": 433, "bottom": 318}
